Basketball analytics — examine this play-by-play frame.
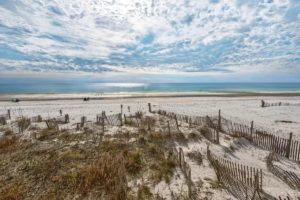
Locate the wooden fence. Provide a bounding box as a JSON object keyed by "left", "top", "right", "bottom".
{"left": 267, "top": 152, "right": 300, "bottom": 191}
{"left": 207, "top": 146, "right": 263, "bottom": 190}
{"left": 158, "top": 109, "right": 300, "bottom": 162}
{"left": 218, "top": 117, "right": 300, "bottom": 162}
{"left": 18, "top": 118, "right": 31, "bottom": 133}
{"left": 55, "top": 114, "right": 69, "bottom": 124}
{"left": 0, "top": 111, "right": 10, "bottom": 125}
{"left": 46, "top": 118, "right": 59, "bottom": 131}
{"left": 97, "top": 112, "right": 122, "bottom": 126}
{"left": 275, "top": 196, "right": 300, "bottom": 200}
{"left": 173, "top": 147, "right": 192, "bottom": 197}
{"left": 206, "top": 146, "right": 274, "bottom": 200}
{"left": 30, "top": 115, "right": 42, "bottom": 123}
{"left": 262, "top": 100, "right": 300, "bottom": 108}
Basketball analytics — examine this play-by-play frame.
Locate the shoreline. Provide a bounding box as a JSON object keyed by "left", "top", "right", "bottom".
{"left": 1, "top": 92, "right": 300, "bottom": 101}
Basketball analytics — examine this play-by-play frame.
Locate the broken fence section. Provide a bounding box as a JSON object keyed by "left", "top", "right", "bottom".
{"left": 267, "top": 152, "right": 300, "bottom": 191}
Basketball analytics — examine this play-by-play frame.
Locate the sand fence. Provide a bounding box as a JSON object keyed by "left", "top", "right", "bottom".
{"left": 261, "top": 100, "right": 300, "bottom": 108}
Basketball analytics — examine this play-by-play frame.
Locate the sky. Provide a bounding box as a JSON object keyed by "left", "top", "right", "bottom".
{"left": 0, "top": 0, "right": 300, "bottom": 83}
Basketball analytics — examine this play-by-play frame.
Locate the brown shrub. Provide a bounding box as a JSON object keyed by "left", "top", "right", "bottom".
{"left": 0, "top": 136, "right": 20, "bottom": 154}
{"left": 0, "top": 180, "right": 28, "bottom": 200}
{"left": 74, "top": 153, "right": 127, "bottom": 198}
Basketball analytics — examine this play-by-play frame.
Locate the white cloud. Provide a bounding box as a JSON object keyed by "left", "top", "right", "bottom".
{"left": 0, "top": 0, "right": 299, "bottom": 79}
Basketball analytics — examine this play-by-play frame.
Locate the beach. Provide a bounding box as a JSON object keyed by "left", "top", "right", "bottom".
{"left": 1, "top": 95, "right": 300, "bottom": 199}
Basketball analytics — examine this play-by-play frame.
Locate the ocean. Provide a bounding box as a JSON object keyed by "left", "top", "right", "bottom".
{"left": 0, "top": 83, "right": 300, "bottom": 94}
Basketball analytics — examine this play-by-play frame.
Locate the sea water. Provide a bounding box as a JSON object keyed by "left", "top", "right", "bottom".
{"left": 0, "top": 83, "right": 300, "bottom": 94}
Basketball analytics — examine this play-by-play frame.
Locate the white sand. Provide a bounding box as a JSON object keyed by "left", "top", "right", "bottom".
{"left": 1, "top": 95, "right": 300, "bottom": 199}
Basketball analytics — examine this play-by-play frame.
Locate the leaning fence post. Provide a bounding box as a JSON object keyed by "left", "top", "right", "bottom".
{"left": 148, "top": 103, "right": 152, "bottom": 113}
{"left": 215, "top": 160, "right": 221, "bottom": 182}
{"left": 179, "top": 148, "right": 182, "bottom": 168}
{"left": 250, "top": 121, "right": 254, "bottom": 142}
{"left": 286, "top": 132, "right": 293, "bottom": 158}
{"left": 218, "top": 110, "right": 221, "bottom": 131}
{"left": 7, "top": 109, "right": 11, "bottom": 120}
{"left": 46, "top": 120, "right": 50, "bottom": 129}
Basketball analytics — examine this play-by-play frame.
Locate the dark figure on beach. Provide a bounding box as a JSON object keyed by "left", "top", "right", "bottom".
{"left": 16, "top": 99, "right": 20, "bottom": 102}
{"left": 84, "top": 98, "right": 87, "bottom": 101}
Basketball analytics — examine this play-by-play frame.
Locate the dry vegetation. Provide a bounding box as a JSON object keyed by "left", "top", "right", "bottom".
{"left": 0, "top": 113, "right": 192, "bottom": 199}
{"left": 2, "top": 109, "right": 289, "bottom": 200}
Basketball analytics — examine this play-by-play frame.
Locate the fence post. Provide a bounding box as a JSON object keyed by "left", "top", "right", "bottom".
{"left": 60, "top": 110, "right": 62, "bottom": 116}
{"left": 216, "top": 129, "right": 220, "bottom": 144}
{"left": 261, "top": 100, "right": 265, "bottom": 108}
{"left": 189, "top": 117, "right": 191, "bottom": 128}
{"left": 188, "top": 169, "right": 192, "bottom": 198}
{"left": 46, "top": 120, "right": 50, "bottom": 129}
{"left": 81, "top": 117, "right": 85, "bottom": 127}
{"left": 207, "top": 145, "right": 210, "bottom": 160}
{"left": 147, "top": 117, "right": 151, "bottom": 131}
{"left": 7, "top": 109, "right": 11, "bottom": 120}
{"left": 167, "top": 121, "right": 171, "bottom": 136}
{"left": 65, "top": 114, "right": 69, "bottom": 123}
{"left": 250, "top": 121, "right": 254, "bottom": 142}
{"left": 174, "top": 115, "right": 179, "bottom": 129}
{"left": 218, "top": 110, "right": 221, "bottom": 131}
{"left": 179, "top": 147, "right": 182, "bottom": 168}
{"left": 119, "top": 113, "right": 123, "bottom": 126}
{"left": 215, "top": 160, "right": 221, "bottom": 182}
{"left": 286, "top": 132, "right": 293, "bottom": 158}
{"left": 102, "top": 118, "right": 105, "bottom": 133}
{"left": 121, "top": 105, "right": 123, "bottom": 115}
{"left": 124, "top": 114, "right": 127, "bottom": 124}
{"left": 148, "top": 103, "right": 152, "bottom": 113}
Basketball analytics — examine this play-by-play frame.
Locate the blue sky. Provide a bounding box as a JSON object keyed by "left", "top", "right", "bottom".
{"left": 0, "top": 0, "right": 300, "bottom": 82}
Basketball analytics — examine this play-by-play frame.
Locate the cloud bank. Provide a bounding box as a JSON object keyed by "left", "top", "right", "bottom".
{"left": 0, "top": 0, "right": 299, "bottom": 81}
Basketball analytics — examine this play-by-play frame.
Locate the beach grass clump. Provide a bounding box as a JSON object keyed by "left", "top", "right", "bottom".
{"left": 150, "top": 150, "right": 176, "bottom": 184}
{"left": 137, "top": 184, "right": 152, "bottom": 199}
{"left": 0, "top": 179, "right": 28, "bottom": 200}
{"left": 150, "top": 131, "right": 163, "bottom": 141}
{"left": 73, "top": 153, "right": 127, "bottom": 198}
{"left": 174, "top": 132, "right": 186, "bottom": 139}
{"left": 187, "top": 151, "right": 203, "bottom": 165}
{"left": 36, "top": 128, "right": 59, "bottom": 141}
{"left": 2, "top": 128, "right": 13, "bottom": 136}
{"left": 200, "top": 125, "right": 210, "bottom": 135}
{"left": 0, "top": 135, "right": 20, "bottom": 154}
{"left": 126, "top": 148, "right": 143, "bottom": 174}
